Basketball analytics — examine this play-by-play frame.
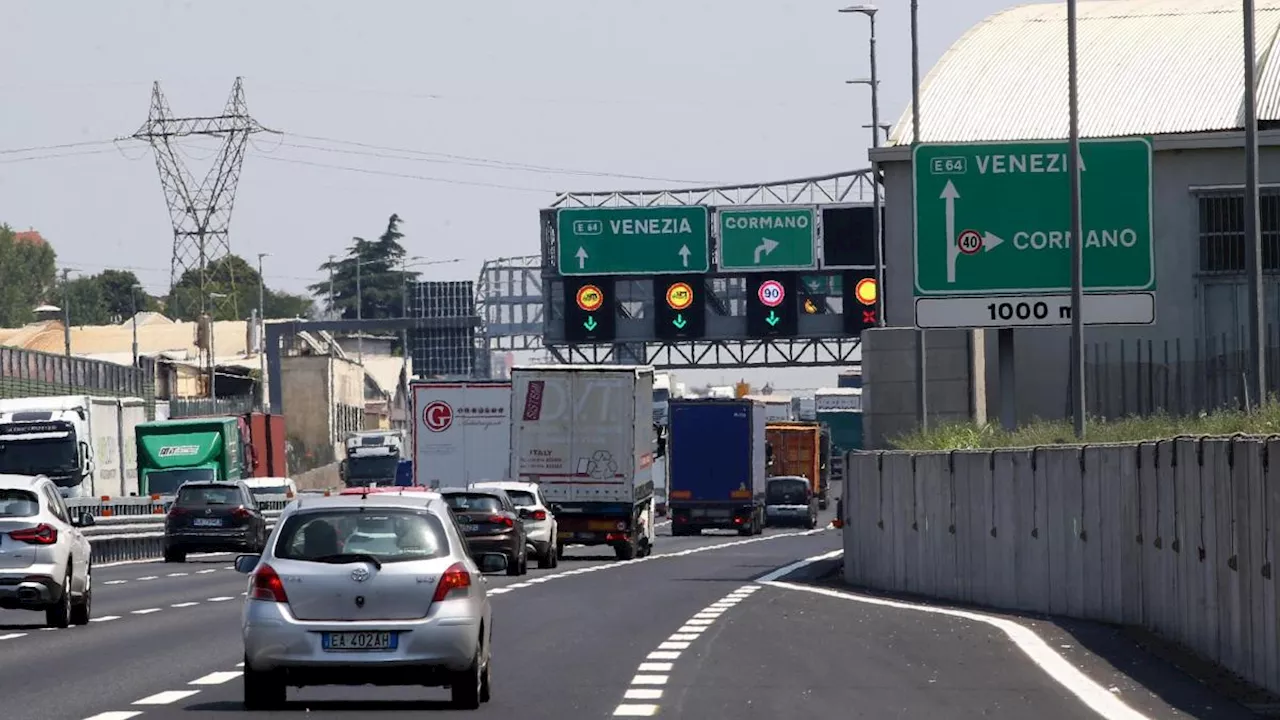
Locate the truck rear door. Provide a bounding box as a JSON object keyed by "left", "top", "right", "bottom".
{"left": 671, "top": 403, "right": 751, "bottom": 503}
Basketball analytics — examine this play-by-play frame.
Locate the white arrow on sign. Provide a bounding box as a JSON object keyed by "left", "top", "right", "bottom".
{"left": 941, "top": 180, "right": 960, "bottom": 283}
{"left": 982, "top": 231, "right": 1004, "bottom": 252}
{"left": 575, "top": 246, "right": 588, "bottom": 269}
{"left": 753, "top": 237, "right": 780, "bottom": 264}
{"left": 678, "top": 244, "right": 691, "bottom": 268}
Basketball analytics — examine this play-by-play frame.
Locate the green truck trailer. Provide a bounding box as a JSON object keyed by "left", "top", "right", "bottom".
{"left": 135, "top": 417, "right": 247, "bottom": 495}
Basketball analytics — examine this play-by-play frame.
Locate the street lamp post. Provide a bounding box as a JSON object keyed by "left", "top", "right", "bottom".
{"left": 257, "top": 253, "right": 270, "bottom": 412}
{"left": 208, "top": 292, "right": 228, "bottom": 402}
{"left": 130, "top": 284, "right": 141, "bottom": 367}
{"left": 356, "top": 252, "right": 364, "bottom": 366}
{"left": 1244, "top": 0, "right": 1266, "bottom": 407}
{"left": 59, "top": 268, "right": 75, "bottom": 357}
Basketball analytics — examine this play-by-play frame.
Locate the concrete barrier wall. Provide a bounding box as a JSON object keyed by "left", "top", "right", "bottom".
{"left": 842, "top": 437, "right": 1280, "bottom": 695}
{"left": 293, "top": 461, "right": 342, "bottom": 491}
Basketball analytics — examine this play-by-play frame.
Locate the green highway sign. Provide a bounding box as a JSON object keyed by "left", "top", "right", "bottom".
{"left": 717, "top": 206, "right": 817, "bottom": 271}
{"left": 912, "top": 138, "right": 1155, "bottom": 296}
{"left": 557, "top": 206, "right": 710, "bottom": 276}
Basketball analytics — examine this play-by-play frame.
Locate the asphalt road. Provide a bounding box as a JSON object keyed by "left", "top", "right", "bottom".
{"left": 0, "top": 511, "right": 1266, "bottom": 720}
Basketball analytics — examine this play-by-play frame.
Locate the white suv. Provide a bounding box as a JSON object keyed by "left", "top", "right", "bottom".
{"left": 0, "top": 474, "right": 95, "bottom": 627}
{"left": 470, "top": 481, "right": 559, "bottom": 568}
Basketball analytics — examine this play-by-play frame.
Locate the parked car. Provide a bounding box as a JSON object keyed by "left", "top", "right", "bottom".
{"left": 470, "top": 480, "right": 559, "bottom": 569}
{"left": 763, "top": 475, "right": 818, "bottom": 529}
{"left": 235, "top": 491, "right": 507, "bottom": 709}
{"left": 0, "top": 473, "right": 95, "bottom": 627}
{"left": 440, "top": 488, "right": 529, "bottom": 576}
{"left": 164, "top": 480, "right": 269, "bottom": 562}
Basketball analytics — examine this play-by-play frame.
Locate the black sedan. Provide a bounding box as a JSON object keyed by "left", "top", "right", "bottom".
{"left": 441, "top": 488, "right": 529, "bottom": 576}
{"left": 163, "top": 481, "right": 269, "bottom": 562}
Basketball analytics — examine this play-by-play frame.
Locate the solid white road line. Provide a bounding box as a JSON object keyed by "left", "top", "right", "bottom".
{"left": 0, "top": 633, "right": 26, "bottom": 640}
{"left": 612, "top": 584, "right": 760, "bottom": 716}
{"left": 757, "top": 550, "right": 1153, "bottom": 720}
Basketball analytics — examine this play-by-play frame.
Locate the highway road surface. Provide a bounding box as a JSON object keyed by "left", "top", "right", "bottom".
{"left": 0, "top": 510, "right": 1265, "bottom": 719}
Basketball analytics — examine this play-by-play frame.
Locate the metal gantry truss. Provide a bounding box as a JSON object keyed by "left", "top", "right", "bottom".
{"left": 473, "top": 255, "right": 545, "bottom": 353}
{"left": 539, "top": 169, "right": 879, "bottom": 370}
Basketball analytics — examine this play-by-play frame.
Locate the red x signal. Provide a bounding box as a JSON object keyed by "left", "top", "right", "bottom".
{"left": 862, "top": 310, "right": 876, "bottom": 324}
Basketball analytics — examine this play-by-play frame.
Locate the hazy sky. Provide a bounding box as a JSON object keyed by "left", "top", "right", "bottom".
{"left": 0, "top": 0, "right": 1042, "bottom": 391}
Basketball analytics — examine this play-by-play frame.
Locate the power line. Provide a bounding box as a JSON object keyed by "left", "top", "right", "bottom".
{"left": 279, "top": 133, "right": 721, "bottom": 184}
{"left": 0, "top": 139, "right": 118, "bottom": 155}
{"left": 250, "top": 155, "right": 555, "bottom": 193}
{"left": 0, "top": 148, "right": 119, "bottom": 165}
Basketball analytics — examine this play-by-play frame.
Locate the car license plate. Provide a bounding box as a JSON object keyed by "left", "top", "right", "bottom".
{"left": 461, "top": 523, "right": 479, "bottom": 533}
{"left": 192, "top": 518, "right": 223, "bottom": 527}
{"left": 322, "top": 631, "right": 397, "bottom": 652}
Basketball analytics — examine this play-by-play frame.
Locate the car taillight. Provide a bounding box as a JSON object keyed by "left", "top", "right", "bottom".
{"left": 488, "top": 515, "right": 514, "bottom": 528}
{"left": 232, "top": 506, "right": 252, "bottom": 519}
{"left": 249, "top": 563, "right": 288, "bottom": 602}
{"left": 531, "top": 510, "right": 547, "bottom": 521}
{"left": 8, "top": 523, "right": 57, "bottom": 545}
{"left": 432, "top": 561, "right": 471, "bottom": 602}
{"left": 169, "top": 506, "right": 189, "bottom": 517}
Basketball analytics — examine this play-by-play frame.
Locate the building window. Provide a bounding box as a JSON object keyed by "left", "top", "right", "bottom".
{"left": 1197, "top": 192, "right": 1280, "bottom": 274}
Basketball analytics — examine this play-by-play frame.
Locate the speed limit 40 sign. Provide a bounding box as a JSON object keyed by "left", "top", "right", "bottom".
{"left": 757, "top": 279, "right": 785, "bottom": 308}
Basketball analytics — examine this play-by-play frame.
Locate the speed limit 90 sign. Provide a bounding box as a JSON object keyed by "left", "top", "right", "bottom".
{"left": 757, "top": 279, "right": 785, "bottom": 308}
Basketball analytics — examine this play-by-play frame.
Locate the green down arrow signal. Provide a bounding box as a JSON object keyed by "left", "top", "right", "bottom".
{"left": 672, "top": 314, "right": 687, "bottom": 329}
{"left": 765, "top": 311, "right": 780, "bottom": 327}
{"left": 583, "top": 316, "right": 598, "bottom": 331}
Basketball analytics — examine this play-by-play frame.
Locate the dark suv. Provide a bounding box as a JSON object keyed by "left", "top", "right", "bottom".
{"left": 441, "top": 488, "right": 528, "bottom": 576}
{"left": 164, "top": 480, "right": 268, "bottom": 562}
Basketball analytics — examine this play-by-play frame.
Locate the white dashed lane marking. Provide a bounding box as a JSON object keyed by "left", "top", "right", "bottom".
{"left": 189, "top": 671, "right": 242, "bottom": 685}
{"left": 131, "top": 608, "right": 161, "bottom": 615}
{"left": 612, "top": 584, "right": 761, "bottom": 717}
{"left": 133, "top": 690, "right": 200, "bottom": 705}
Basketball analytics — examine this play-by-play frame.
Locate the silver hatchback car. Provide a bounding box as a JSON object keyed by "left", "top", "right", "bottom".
{"left": 235, "top": 491, "right": 508, "bottom": 710}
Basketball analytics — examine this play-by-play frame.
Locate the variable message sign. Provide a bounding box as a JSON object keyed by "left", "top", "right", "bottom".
{"left": 821, "top": 205, "right": 879, "bottom": 268}
{"left": 912, "top": 138, "right": 1155, "bottom": 327}
{"left": 717, "top": 206, "right": 817, "bottom": 271}
{"left": 746, "top": 274, "right": 797, "bottom": 338}
{"left": 557, "top": 206, "right": 710, "bottom": 276}
{"left": 562, "top": 276, "right": 616, "bottom": 343}
{"left": 653, "top": 275, "right": 706, "bottom": 340}
{"left": 842, "top": 271, "right": 879, "bottom": 335}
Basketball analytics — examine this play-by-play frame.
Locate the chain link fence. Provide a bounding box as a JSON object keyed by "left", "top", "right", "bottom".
{"left": 0, "top": 346, "right": 158, "bottom": 419}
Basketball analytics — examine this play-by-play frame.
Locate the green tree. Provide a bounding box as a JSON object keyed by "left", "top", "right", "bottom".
{"left": 63, "top": 276, "right": 110, "bottom": 326}
{"left": 62, "top": 269, "right": 156, "bottom": 326}
{"left": 309, "top": 214, "right": 420, "bottom": 319}
{"left": 165, "top": 253, "right": 315, "bottom": 322}
{"left": 0, "top": 225, "right": 57, "bottom": 327}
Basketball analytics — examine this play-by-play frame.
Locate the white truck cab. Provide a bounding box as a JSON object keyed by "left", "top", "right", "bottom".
{"left": 340, "top": 430, "right": 405, "bottom": 487}
{"left": 0, "top": 396, "right": 145, "bottom": 499}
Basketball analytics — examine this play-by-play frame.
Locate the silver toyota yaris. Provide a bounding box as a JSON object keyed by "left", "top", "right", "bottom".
{"left": 235, "top": 490, "right": 508, "bottom": 710}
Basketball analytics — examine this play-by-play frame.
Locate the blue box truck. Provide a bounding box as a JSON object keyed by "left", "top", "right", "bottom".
{"left": 667, "top": 398, "right": 767, "bottom": 536}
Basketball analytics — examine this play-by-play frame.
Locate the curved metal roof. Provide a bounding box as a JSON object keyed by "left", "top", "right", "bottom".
{"left": 889, "top": 0, "right": 1280, "bottom": 145}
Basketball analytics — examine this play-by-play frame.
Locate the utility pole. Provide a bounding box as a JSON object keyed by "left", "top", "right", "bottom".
{"left": 257, "top": 253, "right": 270, "bottom": 412}
{"left": 1067, "top": 0, "right": 1086, "bottom": 438}
{"left": 59, "top": 268, "right": 73, "bottom": 357}
{"left": 355, "top": 251, "right": 363, "bottom": 366}
{"left": 909, "top": 0, "right": 927, "bottom": 432}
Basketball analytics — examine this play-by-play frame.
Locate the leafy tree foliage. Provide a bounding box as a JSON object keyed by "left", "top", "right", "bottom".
{"left": 309, "top": 214, "right": 420, "bottom": 320}
{"left": 165, "top": 253, "right": 315, "bottom": 322}
{"left": 63, "top": 269, "right": 155, "bottom": 326}
{"left": 0, "top": 225, "right": 57, "bottom": 327}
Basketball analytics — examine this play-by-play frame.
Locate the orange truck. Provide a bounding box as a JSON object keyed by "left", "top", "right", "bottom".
{"left": 765, "top": 422, "right": 829, "bottom": 509}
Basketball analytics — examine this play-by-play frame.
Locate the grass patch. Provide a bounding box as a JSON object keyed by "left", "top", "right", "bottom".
{"left": 890, "top": 404, "right": 1280, "bottom": 450}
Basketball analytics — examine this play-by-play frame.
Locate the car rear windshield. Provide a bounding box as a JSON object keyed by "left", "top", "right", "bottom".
{"left": 176, "top": 485, "right": 241, "bottom": 506}
{"left": 0, "top": 489, "right": 39, "bottom": 517}
{"left": 274, "top": 509, "right": 449, "bottom": 564}
{"left": 766, "top": 478, "right": 810, "bottom": 504}
{"left": 504, "top": 490, "right": 536, "bottom": 507}
{"left": 442, "top": 493, "right": 504, "bottom": 514}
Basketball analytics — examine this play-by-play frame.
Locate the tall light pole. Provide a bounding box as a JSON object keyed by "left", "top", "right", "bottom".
{"left": 355, "top": 251, "right": 364, "bottom": 366}
{"left": 130, "top": 283, "right": 142, "bottom": 367}
{"left": 1067, "top": 0, "right": 1086, "bottom": 437}
{"left": 257, "top": 252, "right": 270, "bottom": 412}
{"left": 59, "top": 268, "right": 75, "bottom": 357}
{"left": 909, "top": 0, "right": 928, "bottom": 432}
{"left": 208, "top": 291, "right": 228, "bottom": 401}
{"left": 1244, "top": 0, "right": 1266, "bottom": 407}
{"left": 327, "top": 254, "right": 337, "bottom": 320}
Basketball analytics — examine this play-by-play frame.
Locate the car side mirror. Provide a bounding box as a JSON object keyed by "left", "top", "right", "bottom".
{"left": 477, "top": 553, "right": 508, "bottom": 574}
{"left": 73, "top": 512, "right": 95, "bottom": 528}
{"left": 234, "top": 554, "right": 261, "bottom": 574}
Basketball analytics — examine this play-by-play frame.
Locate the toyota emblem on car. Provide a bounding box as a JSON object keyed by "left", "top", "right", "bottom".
{"left": 350, "top": 567, "right": 369, "bottom": 583}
